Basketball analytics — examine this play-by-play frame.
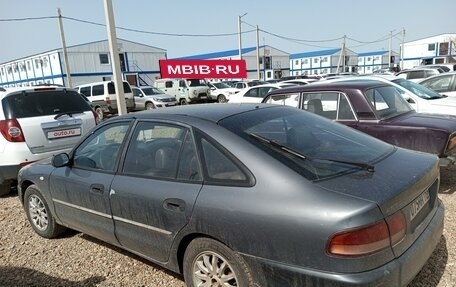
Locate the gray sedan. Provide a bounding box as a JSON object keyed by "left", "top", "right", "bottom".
{"left": 17, "top": 104, "right": 444, "bottom": 287}
{"left": 131, "top": 86, "right": 177, "bottom": 110}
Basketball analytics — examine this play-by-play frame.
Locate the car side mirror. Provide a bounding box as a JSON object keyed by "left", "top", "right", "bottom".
{"left": 52, "top": 153, "right": 70, "bottom": 167}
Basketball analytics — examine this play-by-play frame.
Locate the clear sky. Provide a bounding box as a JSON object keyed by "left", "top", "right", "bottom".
{"left": 0, "top": 0, "right": 455, "bottom": 63}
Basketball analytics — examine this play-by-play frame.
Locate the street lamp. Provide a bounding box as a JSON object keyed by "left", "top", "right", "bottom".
{"left": 238, "top": 13, "right": 248, "bottom": 60}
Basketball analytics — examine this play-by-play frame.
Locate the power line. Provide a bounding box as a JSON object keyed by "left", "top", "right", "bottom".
{"left": 0, "top": 15, "right": 403, "bottom": 49}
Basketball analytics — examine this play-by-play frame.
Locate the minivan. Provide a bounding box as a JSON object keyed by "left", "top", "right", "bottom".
{"left": 0, "top": 85, "right": 97, "bottom": 196}
{"left": 75, "top": 80, "right": 135, "bottom": 120}
{"left": 153, "top": 78, "right": 210, "bottom": 105}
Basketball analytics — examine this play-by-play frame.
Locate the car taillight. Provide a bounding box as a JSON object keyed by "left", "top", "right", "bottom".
{"left": 0, "top": 119, "right": 25, "bottom": 142}
{"left": 105, "top": 97, "right": 111, "bottom": 105}
{"left": 445, "top": 135, "right": 456, "bottom": 153}
{"left": 327, "top": 211, "right": 406, "bottom": 257}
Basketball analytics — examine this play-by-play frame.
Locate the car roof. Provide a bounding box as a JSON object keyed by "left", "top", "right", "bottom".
{"left": 268, "top": 79, "right": 387, "bottom": 94}
{"left": 0, "top": 85, "right": 77, "bottom": 98}
{"left": 117, "top": 103, "right": 279, "bottom": 123}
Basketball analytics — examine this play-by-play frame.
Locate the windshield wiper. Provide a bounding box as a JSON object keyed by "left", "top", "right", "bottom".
{"left": 54, "top": 111, "right": 83, "bottom": 120}
{"left": 249, "top": 132, "right": 375, "bottom": 173}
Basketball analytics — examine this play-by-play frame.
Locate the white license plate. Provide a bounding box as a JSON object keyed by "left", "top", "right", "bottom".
{"left": 410, "top": 190, "right": 430, "bottom": 220}
{"left": 47, "top": 128, "right": 81, "bottom": 139}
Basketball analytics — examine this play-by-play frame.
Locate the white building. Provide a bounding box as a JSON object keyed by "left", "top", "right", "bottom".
{"left": 0, "top": 39, "right": 167, "bottom": 88}
{"left": 174, "top": 45, "right": 290, "bottom": 81}
{"left": 357, "top": 50, "right": 400, "bottom": 74}
{"left": 289, "top": 48, "right": 358, "bottom": 76}
{"left": 400, "top": 33, "right": 456, "bottom": 69}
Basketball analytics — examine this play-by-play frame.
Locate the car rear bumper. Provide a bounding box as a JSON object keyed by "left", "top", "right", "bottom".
{"left": 242, "top": 201, "right": 444, "bottom": 287}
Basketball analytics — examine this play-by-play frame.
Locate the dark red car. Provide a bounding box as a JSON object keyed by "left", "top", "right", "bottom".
{"left": 263, "top": 79, "right": 456, "bottom": 166}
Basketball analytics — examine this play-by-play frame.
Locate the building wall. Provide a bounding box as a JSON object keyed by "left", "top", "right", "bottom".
{"left": 401, "top": 34, "right": 456, "bottom": 69}
{"left": 0, "top": 39, "right": 166, "bottom": 88}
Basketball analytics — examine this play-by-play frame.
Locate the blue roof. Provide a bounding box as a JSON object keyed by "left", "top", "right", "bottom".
{"left": 358, "top": 51, "right": 389, "bottom": 57}
{"left": 172, "top": 46, "right": 264, "bottom": 60}
{"left": 289, "top": 48, "right": 341, "bottom": 59}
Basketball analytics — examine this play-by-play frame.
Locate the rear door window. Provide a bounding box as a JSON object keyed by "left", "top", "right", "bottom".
{"left": 92, "top": 84, "right": 104, "bottom": 96}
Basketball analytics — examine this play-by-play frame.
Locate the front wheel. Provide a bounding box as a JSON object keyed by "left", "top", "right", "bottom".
{"left": 180, "top": 99, "right": 188, "bottom": 105}
{"left": 183, "top": 238, "right": 254, "bottom": 287}
{"left": 217, "top": 94, "right": 227, "bottom": 103}
{"left": 24, "top": 185, "right": 66, "bottom": 238}
{"left": 145, "top": 102, "right": 155, "bottom": 110}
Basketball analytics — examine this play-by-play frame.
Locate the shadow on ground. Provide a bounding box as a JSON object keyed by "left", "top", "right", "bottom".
{"left": 0, "top": 266, "right": 104, "bottom": 287}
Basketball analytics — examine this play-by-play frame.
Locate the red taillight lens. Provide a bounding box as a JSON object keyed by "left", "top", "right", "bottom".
{"left": 0, "top": 119, "right": 25, "bottom": 142}
{"left": 105, "top": 97, "right": 111, "bottom": 105}
{"left": 328, "top": 211, "right": 406, "bottom": 257}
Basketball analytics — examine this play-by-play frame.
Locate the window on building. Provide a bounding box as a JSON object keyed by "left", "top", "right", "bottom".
{"left": 304, "top": 59, "right": 309, "bottom": 64}
{"left": 27, "top": 61, "right": 31, "bottom": 71}
{"left": 295, "top": 60, "right": 299, "bottom": 65}
{"left": 428, "top": 44, "right": 436, "bottom": 51}
{"left": 1, "top": 67, "right": 3, "bottom": 76}
{"left": 439, "top": 42, "right": 449, "bottom": 56}
{"left": 367, "top": 57, "right": 372, "bottom": 61}
{"left": 99, "top": 53, "right": 110, "bottom": 65}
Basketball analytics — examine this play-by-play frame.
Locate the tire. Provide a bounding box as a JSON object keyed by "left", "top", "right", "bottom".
{"left": 94, "top": 107, "right": 104, "bottom": 122}
{"left": 180, "top": 99, "right": 188, "bottom": 105}
{"left": 183, "top": 238, "right": 254, "bottom": 287}
{"left": 24, "top": 185, "right": 66, "bottom": 238}
{"left": 217, "top": 94, "right": 227, "bottom": 103}
{"left": 145, "top": 102, "right": 155, "bottom": 110}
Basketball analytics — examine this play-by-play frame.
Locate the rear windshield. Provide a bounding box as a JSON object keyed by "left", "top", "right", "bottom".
{"left": 2, "top": 89, "right": 92, "bottom": 119}
{"left": 219, "top": 106, "right": 393, "bottom": 180}
{"left": 107, "top": 82, "right": 132, "bottom": 94}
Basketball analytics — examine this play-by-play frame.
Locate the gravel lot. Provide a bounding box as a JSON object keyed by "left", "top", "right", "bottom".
{"left": 1, "top": 166, "right": 455, "bottom": 287}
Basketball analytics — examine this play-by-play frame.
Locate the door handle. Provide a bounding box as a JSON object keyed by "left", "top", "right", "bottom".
{"left": 163, "top": 198, "right": 186, "bottom": 212}
{"left": 90, "top": 184, "right": 105, "bottom": 194}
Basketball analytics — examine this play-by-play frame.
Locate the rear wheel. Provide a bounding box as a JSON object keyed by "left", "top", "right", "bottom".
{"left": 24, "top": 185, "right": 66, "bottom": 238}
{"left": 94, "top": 107, "right": 104, "bottom": 122}
{"left": 183, "top": 238, "right": 254, "bottom": 287}
{"left": 180, "top": 99, "right": 188, "bottom": 105}
{"left": 0, "top": 181, "right": 11, "bottom": 197}
{"left": 145, "top": 102, "right": 155, "bottom": 110}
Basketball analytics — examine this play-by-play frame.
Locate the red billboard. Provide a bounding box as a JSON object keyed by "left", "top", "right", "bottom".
{"left": 159, "top": 59, "right": 247, "bottom": 79}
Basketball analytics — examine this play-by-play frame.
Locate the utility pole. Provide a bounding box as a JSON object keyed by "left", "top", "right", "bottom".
{"left": 337, "top": 35, "right": 346, "bottom": 73}
{"left": 256, "top": 25, "right": 260, "bottom": 80}
{"left": 401, "top": 28, "right": 405, "bottom": 70}
{"left": 103, "top": 0, "right": 127, "bottom": 115}
{"left": 388, "top": 30, "right": 393, "bottom": 69}
{"left": 57, "top": 8, "right": 72, "bottom": 88}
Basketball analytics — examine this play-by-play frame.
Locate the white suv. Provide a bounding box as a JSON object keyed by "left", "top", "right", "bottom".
{"left": 0, "top": 86, "right": 97, "bottom": 196}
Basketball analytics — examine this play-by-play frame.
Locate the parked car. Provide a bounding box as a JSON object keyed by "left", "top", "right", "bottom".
{"left": 330, "top": 75, "right": 456, "bottom": 116}
{"left": 395, "top": 67, "right": 444, "bottom": 82}
{"left": 18, "top": 104, "right": 443, "bottom": 287}
{"left": 0, "top": 85, "right": 97, "bottom": 196}
{"left": 263, "top": 79, "right": 456, "bottom": 166}
{"left": 233, "top": 80, "right": 268, "bottom": 90}
{"left": 131, "top": 86, "right": 176, "bottom": 110}
{"left": 414, "top": 64, "right": 456, "bottom": 72}
{"left": 154, "top": 78, "right": 210, "bottom": 105}
{"left": 206, "top": 81, "right": 239, "bottom": 103}
{"left": 418, "top": 71, "right": 456, "bottom": 98}
{"left": 229, "top": 83, "right": 296, "bottom": 103}
{"left": 75, "top": 80, "right": 135, "bottom": 121}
